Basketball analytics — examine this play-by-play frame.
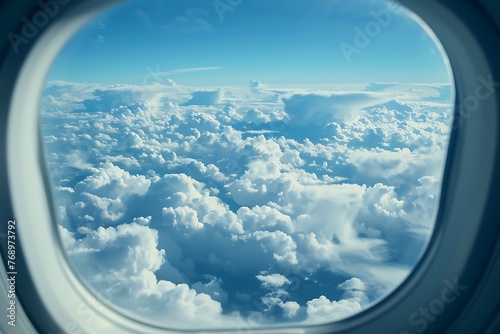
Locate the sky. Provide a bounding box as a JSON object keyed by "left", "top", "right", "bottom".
{"left": 47, "top": 0, "right": 452, "bottom": 86}
{"left": 40, "top": 0, "right": 454, "bottom": 331}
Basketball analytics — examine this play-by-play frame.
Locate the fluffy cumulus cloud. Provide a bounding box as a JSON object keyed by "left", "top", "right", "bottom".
{"left": 183, "top": 90, "right": 224, "bottom": 106}
{"left": 62, "top": 222, "right": 238, "bottom": 328}
{"left": 282, "top": 92, "right": 390, "bottom": 125}
{"left": 306, "top": 277, "right": 369, "bottom": 324}
{"left": 256, "top": 273, "right": 291, "bottom": 289}
{"left": 41, "top": 80, "right": 453, "bottom": 329}
{"left": 250, "top": 80, "right": 262, "bottom": 88}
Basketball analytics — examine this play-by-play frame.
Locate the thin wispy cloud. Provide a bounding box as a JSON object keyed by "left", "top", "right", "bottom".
{"left": 157, "top": 67, "right": 222, "bottom": 77}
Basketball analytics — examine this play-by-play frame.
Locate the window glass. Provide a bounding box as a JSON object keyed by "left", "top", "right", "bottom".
{"left": 40, "top": 0, "right": 454, "bottom": 330}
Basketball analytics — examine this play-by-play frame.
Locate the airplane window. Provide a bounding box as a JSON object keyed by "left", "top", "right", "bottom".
{"left": 39, "top": 0, "right": 454, "bottom": 330}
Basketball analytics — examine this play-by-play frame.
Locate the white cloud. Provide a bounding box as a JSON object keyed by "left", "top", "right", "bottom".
{"left": 338, "top": 277, "right": 366, "bottom": 291}
{"left": 256, "top": 274, "right": 290, "bottom": 289}
{"left": 82, "top": 192, "right": 125, "bottom": 221}
{"left": 244, "top": 108, "right": 271, "bottom": 124}
{"left": 306, "top": 295, "right": 362, "bottom": 323}
{"left": 253, "top": 231, "right": 298, "bottom": 266}
{"left": 42, "top": 80, "right": 453, "bottom": 329}
{"left": 250, "top": 80, "right": 262, "bottom": 88}
{"left": 282, "top": 92, "right": 390, "bottom": 125}
{"left": 66, "top": 151, "right": 93, "bottom": 170}
{"left": 348, "top": 148, "right": 415, "bottom": 179}
{"left": 237, "top": 205, "right": 293, "bottom": 233}
{"left": 77, "top": 162, "right": 151, "bottom": 198}
{"left": 183, "top": 90, "right": 224, "bottom": 106}
{"left": 305, "top": 278, "right": 369, "bottom": 324}
{"left": 162, "top": 206, "right": 203, "bottom": 230}
{"left": 133, "top": 216, "right": 152, "bottom": 225}
{"left": 65, "top": 222, "right": 243, "bottom": 328}
{"left": 70, "top": 223, "right": 165, "bottom": 276}
{"left": 279, "top": 301, "right": 301, "bottom": 319}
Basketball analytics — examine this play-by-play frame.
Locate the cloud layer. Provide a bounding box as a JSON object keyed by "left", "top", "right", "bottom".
{"left": 42, "top": 80, "right": 453, "bottom": 329}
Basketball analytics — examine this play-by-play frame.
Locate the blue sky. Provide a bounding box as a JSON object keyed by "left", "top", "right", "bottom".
{"left": 48, "top": 0, "right": 451, "bottom": 86}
